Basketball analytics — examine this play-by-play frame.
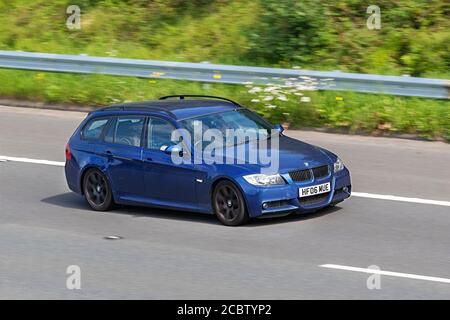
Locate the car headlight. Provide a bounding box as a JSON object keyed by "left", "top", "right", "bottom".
{"left": 243, "top": 174, "right": 285, "bottom": 186}
{"left": 334, "top": 157, "right": 345, "bottom": 173}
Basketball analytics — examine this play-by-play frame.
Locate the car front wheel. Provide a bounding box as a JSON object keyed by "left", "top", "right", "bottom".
{"left": 212, "top": 181, "right": 249, "bottom": 226}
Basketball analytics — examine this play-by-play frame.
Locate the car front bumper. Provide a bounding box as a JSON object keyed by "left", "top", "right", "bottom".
{"left": 237, "top": 167, "right": 352, "bottom": 218}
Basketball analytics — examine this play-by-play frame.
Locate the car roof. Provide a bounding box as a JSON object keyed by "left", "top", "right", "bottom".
{"left": 91, "top": 99, "right": 243, "bottom": 121}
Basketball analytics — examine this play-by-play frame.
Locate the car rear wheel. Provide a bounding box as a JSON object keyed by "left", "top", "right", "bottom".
{"left": 83, "top": 168, "right": 114, "bottom": 211}
{"left": 213, "top": 181, "right": 248, "bottom": 226}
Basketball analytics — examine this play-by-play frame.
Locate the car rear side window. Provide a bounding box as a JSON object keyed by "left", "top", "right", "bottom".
{"left": 106, "top": 116, "right": 145, "bottom": 147}
{"left": 81, "top": 118, "right": 109, "bottom": 141}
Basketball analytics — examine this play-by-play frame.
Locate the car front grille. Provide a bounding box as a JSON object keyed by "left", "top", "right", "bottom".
{"left": 289, "top": 169, "right": 312, "bottom": 182}
{"left": 299, "top": 192, "right": 330, "bottom": 206}
{"left": 312, "top": 165, "right": 329, "bottom": 179}
{"left": 289, "top": 165, "right": 329, "bottom": 182}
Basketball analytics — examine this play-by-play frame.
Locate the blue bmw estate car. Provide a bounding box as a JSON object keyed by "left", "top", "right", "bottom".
{"left": 65, "top": 95, "right": 351, "bottom": 226}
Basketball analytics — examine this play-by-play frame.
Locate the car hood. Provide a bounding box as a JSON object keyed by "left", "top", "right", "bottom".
{"left": 203, "top": 134, "right": 333, "bottom": 175}
{"left": 271, "top": 135, "right": 332, "bottom": 172}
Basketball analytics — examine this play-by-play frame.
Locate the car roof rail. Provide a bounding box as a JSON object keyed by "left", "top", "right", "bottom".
{"left": 94, "top": 105, "right": 176, "bottom": 118}
{"left": 159, "top": 95, "right": 242, "bottom": 107}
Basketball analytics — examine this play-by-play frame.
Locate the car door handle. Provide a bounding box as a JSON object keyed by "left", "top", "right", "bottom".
{"left": 143, "top": 157, "right": 153, "bottom": 162}
{"left": 105, "top": 151, "right": 134, "bottom": 162}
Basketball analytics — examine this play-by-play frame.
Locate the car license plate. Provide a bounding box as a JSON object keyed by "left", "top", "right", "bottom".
{"left": 299, "top": 182, "right": 330, "bottom": 198}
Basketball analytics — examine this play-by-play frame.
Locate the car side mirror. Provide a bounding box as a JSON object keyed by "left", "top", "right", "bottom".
{"left": 274, "top": 124, "right": 284, "bottom": 134}
{"left": 162, "top": 144, "right": 183, "bottom": 156}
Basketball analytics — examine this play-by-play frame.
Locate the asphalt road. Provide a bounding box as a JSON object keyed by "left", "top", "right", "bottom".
{"left": 0, "top": 106, "right": 449, "bottom": 299}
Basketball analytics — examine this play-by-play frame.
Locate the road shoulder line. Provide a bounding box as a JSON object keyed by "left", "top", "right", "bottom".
{"left": 320, "top": 264, "right": 450, "bottom": 284}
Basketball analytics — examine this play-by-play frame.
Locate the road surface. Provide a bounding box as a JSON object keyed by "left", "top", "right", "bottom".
{"left": 0, "top": 106, "right": 449, "bottom": 299}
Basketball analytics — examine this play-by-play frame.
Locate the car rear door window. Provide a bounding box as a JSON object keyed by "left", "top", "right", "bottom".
{"left": 82, "top": 118, "right": 109, "bottom": 141}
{"left": 104, "top": 117, "right": 116, "bottom": 144}
{"left": 108, "top": 116, "right": 145, "bottom": 147}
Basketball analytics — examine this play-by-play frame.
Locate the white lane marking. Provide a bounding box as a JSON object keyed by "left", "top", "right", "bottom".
{"left": 352, "top": 192, "right": 450, "bottom": 207}
{"left": 0, "top": 155, "right": 64, "bottom": 167}
{"left": 1, "top": 155, "right": 449, "bottom": 207}
{"left": 321, "top": 264, "right": 450, "bottom": 284}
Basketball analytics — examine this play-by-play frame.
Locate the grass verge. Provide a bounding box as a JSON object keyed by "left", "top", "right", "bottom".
{"left": 0, "top": 68, "right": 448, "bottom": 141}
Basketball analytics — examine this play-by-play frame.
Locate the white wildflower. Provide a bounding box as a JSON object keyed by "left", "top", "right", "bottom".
{"left": 248, "top": 87, "right": 262, "bottom": 94}
{"left": 300, "top": 96, "right": 311, "bottom": 103}
{"left": 264, "top": 86, "right": 279, "bottom": 93}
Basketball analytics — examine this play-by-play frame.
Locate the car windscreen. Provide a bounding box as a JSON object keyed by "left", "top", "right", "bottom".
{"left": 180, "top": 109, "right": 274, "bottom": 149}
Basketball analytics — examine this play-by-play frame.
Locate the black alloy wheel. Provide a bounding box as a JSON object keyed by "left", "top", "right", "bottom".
{"left": 83, "top": 169, "right": 114, "bottom": 211}
{"left": 213, "top": 181, "right": 248, "bottom": 226}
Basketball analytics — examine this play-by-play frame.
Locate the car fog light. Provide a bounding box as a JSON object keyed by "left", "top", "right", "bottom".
{"left": 262, "top": 202, "right": 269, "bottom": 209}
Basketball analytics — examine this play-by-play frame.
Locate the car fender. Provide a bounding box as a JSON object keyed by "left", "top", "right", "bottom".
{"left": 209, "top": 175, "right": 251, "bottom": 213}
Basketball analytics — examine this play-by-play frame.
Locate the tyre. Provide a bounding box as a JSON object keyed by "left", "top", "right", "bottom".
{"left": 212, "top": 180, "right": 249, "bottom": 226}
{"left": 82, "top": 168, "right": 114, "bottom": 211}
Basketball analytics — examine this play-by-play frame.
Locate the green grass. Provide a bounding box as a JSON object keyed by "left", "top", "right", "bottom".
{"left": 1, "top": 68, "right": 448, "bottom": 141}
